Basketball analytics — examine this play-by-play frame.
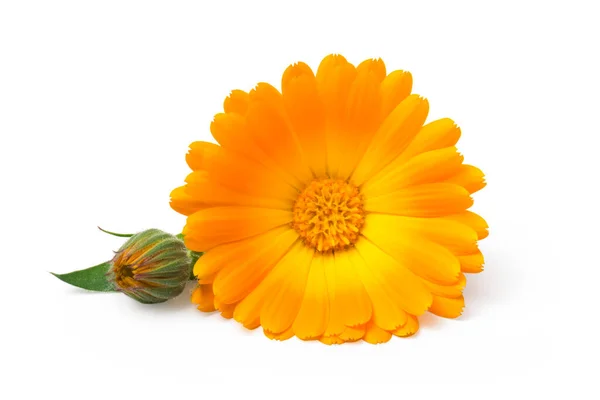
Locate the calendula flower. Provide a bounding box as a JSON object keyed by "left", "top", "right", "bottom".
{"left": 106, "top": 229, "right": 192, "bottom": 304}
{"left": 171, "top": 54, "right": 488, "bottom": 344}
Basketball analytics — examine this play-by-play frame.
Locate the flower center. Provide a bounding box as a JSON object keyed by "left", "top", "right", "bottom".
{"left": 293, "top": 178, "right": 365, "bottom": 252}
{"left": 112, "top": 262, "right": 140, "bottom": 289}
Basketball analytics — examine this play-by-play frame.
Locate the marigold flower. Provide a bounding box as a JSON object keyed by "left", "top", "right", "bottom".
{"left": 106, "top": 229, "right": 192, "bottom": 304}
{"left": 171, "top": 54, "right": 488, "bottom": 344}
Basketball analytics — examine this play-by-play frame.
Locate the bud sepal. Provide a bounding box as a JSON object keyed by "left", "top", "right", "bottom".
{"left": 106, "top": 229, "right": 192, "bottom": 304}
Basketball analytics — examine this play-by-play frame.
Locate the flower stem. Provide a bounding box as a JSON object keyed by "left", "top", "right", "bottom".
{"left": 97, "top": 226, "right": 134, "bottom": 237}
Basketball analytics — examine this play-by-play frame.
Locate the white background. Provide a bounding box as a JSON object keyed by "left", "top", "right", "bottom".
{"left": 1, "top": 0, "right": 599, "bottom": 398}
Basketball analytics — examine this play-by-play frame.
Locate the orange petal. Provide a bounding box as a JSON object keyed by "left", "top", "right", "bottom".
{"left": 281, "top": 62, "right": 327, "bottom": 177}
{"left": 260, "top": 244, "right": 314, "bottom": 334}
{"left": 170, "top": 185, "right": 205, "bottom": 216}
{"left": 362, "top": 146, "right": 464, "bottom": 198}
{"left": 206, "top": 147, "right": 299, "bottom": 202}
{"left": 292, "top": 253, "right": 329, "bottom": 340}
{"left": 429, "top": 295, "right": 465, "bottom": 318}
{"left": 339, "top": 325, "right": 366, "bottom": 342}
{"left": 245, "top": 83, "right": 313, "bottom": 184}
{"left": 334, "top": 61, "right": 382, "bottom": 180}
{"left": 345, "top": 248, "right": 407, "bottom": 330}
{"left": 181, "top": 170, "right": 293, "bottom": 211}
{"left": 212, "top": 229, "right": 298, "bottom": 304}
{"left": 445, "top": 165, "right": 486, "bottom": 194}
{"left": 315, "top": 54, "right": 357, "bottom": 177}
{"left": 192, "top": 226, "right": 292, "bottom": 281}
{"left": 393, "top": 314, "right": 419, "bottom": 337}
{"left": 319, "top": 336, "right": 344, "bottom": 345}
{"left": 361, "top": 213, "right": 461, "bottom": 284}
{"left": 264, "top": 326, "right": 294, "bottom": 341}
{"left": 458, "top": 250, "right": 485, "bottom": 273}
{"left": 223, "top": 90, "right": 249, "bottom": 115}
{"left": 379, "top": 70, "right": 413, "bottom": 119}
{"left": 364, "top": 183, "right": 473, "bottom": 217}
{"left": 184, "top": 206, "right": 293, "bottom": 251}
{"left": 191, "top": 284, "right": 216, "bottom": 312}
{"left": 397, "top": 118, "right": 461, "bottom": 163}
{"left": 357, "top": 58, "right": 386, "bottom": 82}
{"left": 355, "top": 238, "right": 432, "bottom": 316}
{"left": 217, "top": 301, "right": 236, "bottom": 319}
{"left": 185, "top": 141, "right": 220, "bottom": 172}
{"left": 363, "top": 321, "right": 392, "bottom": 344}
{"left": 233, "top": 241, "right": 306, "bottom": 329}
{"left": 352, "top": 94, "right": 429, "bottom": 185}
{"left": 210, "top": 113, "right": 303, "bottom": 190}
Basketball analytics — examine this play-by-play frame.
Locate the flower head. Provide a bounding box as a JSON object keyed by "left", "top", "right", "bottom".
{"left": 107, "top": 229, "right": 191, "bottom": 304}
{"left": 171, "top": 54, "right": 488, "bottom": 344}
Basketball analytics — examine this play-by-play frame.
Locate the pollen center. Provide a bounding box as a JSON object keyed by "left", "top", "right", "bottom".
{"left": 293, "top": 178, "right": 365, "bottom": 252}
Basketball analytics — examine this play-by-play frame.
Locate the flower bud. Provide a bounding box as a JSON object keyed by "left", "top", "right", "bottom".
{"left": 106, "top": 229, "right": 191, "bottom": 304}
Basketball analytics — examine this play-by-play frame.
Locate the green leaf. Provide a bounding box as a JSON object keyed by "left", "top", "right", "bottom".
{"left": 51, "top": 262, "right": 115, "bottom": 292}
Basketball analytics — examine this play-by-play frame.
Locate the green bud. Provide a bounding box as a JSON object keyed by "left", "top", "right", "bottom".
{"left": 106, "top": 229, "right": 191, "bottom": 304}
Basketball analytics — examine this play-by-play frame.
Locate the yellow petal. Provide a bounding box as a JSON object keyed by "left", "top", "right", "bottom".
{"left": 260, "top": 244, "right": 314, "bottom": 334}
{"left": 191, "top": 284, "right": 216, "bottom": 312}
{"left": 443, "top": 211, "right": 489, "bottom": 240}
{"left": 281, "top": 62, "right": 327, "bottom": 177}
{"left": 363, "top": 321, "right": 392, "bottom": 344}
{"left": 345, "top": 248, "right": 407, "bottom": 330}
{"left": 330, "top": 250, "right": 372, "bottom": 328}
{"left": 361, "top": 214, "right": 461, "bottom": 284}
{"left": 322, "top": 254, "right": 345, "bottom": 337}
{"left": 393, "top": 314, "right": 419, "bottom": 337}
{"left": 352, "top": 94, "right": 429, "bottom": 186}
{"left": 379, "top": 70, "right": 413, "bottom": 120}
{"left": 429, "top": 295, "right": 465, "bottom": 318}
{"left": 362, "top": 146, "right": 464, "bottom": 198}
{"left": 355, "top": 238, "right": 432, "bottom": 316}
{"left": 445, "top": 164, "right": 486, "bottom": 194}
{"left": 422, "top": 273, "right": 466, "bottom": 299}
{"left": 364, "top": 213, "right": 478, "bottom": 256}
{"left": 212, "top": 229, "right": 298, "bottom": 304}
{"left": 184, "top": 206, "right": 293, "bottom": 251}
{"left": 292, "top": 253, "right": 329, "bottom": 340}
{"left": 364, "top": 183, "right": 473, "bottom": 217}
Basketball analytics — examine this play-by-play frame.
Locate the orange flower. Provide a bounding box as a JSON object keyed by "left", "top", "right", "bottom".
{"left": 171, "top": 54, "right": 487, "bottom": 344}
